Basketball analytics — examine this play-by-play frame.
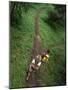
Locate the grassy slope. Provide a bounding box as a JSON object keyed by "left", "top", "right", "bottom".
{"left": 10, "top": 4, "right": 66, "bottom": 88}
{"left": 10, "top": 9, "right": 35, "bottom": 88}
{"left": 37, "top": 19, "right": 65, "bottom": 86}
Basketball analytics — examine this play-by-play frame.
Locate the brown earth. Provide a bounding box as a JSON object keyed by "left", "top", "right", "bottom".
{"left": 26, "top": 11, "right": 41, "bottom": 87}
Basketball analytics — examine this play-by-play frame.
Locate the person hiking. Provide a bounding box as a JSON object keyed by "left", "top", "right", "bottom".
{"left": 26, "top": 49, "right": 50, "bottom": 81}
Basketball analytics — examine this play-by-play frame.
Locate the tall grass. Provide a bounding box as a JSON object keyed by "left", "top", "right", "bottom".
{"left": 10, "top": 3, "right": 66, "bottom": 88}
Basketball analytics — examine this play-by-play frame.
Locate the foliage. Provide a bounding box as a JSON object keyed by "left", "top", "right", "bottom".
{"left": 10, "top": 2, "right": 34, "bottom": 26}
{"left": 42, "top": 4, "right": 66, "bottom": 30}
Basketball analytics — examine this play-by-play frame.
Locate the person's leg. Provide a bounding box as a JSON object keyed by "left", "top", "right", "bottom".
{"left": 26, "top": 71, "right": 31, "bottom": 80}
{"left": 26, "top": 66, "right": 32, "bottom": 80}
{"left": 26, "top": 59, "right": 36, "bottom": 80}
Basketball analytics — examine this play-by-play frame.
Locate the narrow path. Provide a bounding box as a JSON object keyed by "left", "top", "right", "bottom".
{"left": 26, "top": 10, "right": 41, "bottom": 87}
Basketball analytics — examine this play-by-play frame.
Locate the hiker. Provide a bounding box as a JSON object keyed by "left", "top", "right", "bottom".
{"left": 34, "top": 49, "right": 50, "bottom": 69}
{"left": 26, "top": 49, "right": 50, "bottom": 81}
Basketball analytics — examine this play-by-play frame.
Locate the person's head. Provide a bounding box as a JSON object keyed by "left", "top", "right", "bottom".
{"left": 41, "top": 49, "right": 50, "bottom": 56}
{"left": 47, "top": 49, "right": 50, "bottom": 54}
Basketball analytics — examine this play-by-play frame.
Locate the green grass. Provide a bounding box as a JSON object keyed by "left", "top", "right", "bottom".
{"left": 10, "top": 4, "right": 66, "bottom": 88}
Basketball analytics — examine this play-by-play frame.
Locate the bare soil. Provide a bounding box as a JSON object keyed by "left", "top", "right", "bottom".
{"left": 26, "top": 12, "right": 41, "bottom": 87}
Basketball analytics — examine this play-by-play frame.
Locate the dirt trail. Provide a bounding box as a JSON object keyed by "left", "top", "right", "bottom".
{"left": 26, "top": 11, "right": 41, "bottom": 87}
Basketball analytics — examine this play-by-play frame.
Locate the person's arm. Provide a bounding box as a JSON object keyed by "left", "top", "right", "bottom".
{"left": 36, "top": 54, "right": 41, "bottom": 61}
{"left": 32, "top": 59, "right": 35, "bottom": 64}
{"left": 36, "top": 61, "right": 42, "bottom": 70}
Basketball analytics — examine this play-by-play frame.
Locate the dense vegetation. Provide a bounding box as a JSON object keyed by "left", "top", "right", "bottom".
{"left": 9, "top": 1, "right": 66, "bottom": 88}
